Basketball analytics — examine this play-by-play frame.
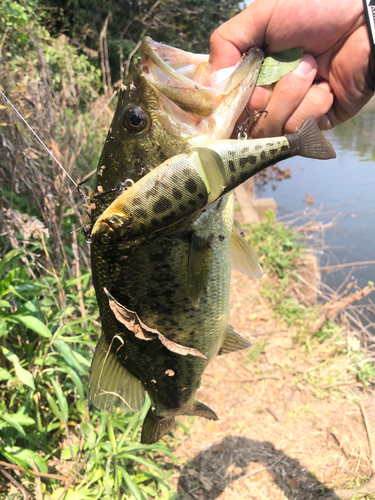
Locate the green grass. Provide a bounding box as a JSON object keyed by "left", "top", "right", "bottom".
{"left": 0, "top": 247, "right": 176, "bottom": 499}
{"left": 246, "top": 212, "right": 305, "bottom": 280}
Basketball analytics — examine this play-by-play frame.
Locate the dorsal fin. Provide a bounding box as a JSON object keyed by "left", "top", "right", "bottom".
{"left": 218, "top": 324, "right": 252, "bottom": 355}
{"left": 187, "top": 232, "right": 213, "bottom": 307}
{"left": 89, "top": 334, "right": 145, "bottom": 412}
{"left": 231, "top": 220, "right": 263, "bottom": 278}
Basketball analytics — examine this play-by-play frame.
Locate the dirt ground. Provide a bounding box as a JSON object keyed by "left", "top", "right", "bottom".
{"left": 171, "top": 270, "right": 375, "bottom": 500}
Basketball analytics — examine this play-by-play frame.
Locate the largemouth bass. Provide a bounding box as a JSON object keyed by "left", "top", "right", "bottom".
{"left": 89, "top": 37, "right": 336, "bottom": 444}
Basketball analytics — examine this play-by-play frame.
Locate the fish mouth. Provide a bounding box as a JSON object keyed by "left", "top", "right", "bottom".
{"left": 140, "top": 37, "right": 264, "bottom": 142}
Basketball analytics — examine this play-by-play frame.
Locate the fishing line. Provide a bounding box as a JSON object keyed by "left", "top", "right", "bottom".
{"left": 0, "top": 89, "right": 88, "bottom": 200}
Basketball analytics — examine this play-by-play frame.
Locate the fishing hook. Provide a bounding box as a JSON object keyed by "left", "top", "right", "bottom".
{"left": 237, "top": 108, "right": 269, "bottom": 140}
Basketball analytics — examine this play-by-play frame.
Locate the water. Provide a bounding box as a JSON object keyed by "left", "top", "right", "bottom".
{"left": 255, "top": 101, "right": 375, "bottom": 297}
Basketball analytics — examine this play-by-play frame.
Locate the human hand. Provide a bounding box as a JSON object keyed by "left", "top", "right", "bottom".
{"left": 210, "top": 0, "right": 374, "bottom": 137}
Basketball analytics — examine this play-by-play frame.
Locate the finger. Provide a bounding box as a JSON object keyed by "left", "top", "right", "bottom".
{"left": 209, "top": 1, "right": 272, "bottom": 71}
{"left": 319, "top": 25, "right": 375, "bottom": 126}
{"left": 249, "top": 54, "right": 317, "bottom": 138}
{"left": 283, "top": 81, "right": 335, "bottom": 133}
{"left": 248, "top": 85, "right": 273, "bottom": 115}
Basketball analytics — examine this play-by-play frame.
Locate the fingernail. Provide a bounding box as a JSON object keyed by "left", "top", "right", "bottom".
{"left": 292, "top": 54, "right": 316, "bottom": 77}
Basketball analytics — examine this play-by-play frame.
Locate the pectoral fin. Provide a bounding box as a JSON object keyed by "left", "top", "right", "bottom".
{"left": 186, "top": 401, "right": 218, "bottom": 420}
{"left": 218, "top": 324, "right": 252, "bottom": 355}
{"left": 89, "top": 333, "right": 145, "bottom": 412}
{"left": 187, "top": 233, "right": 213, "bottom": 307}
{"left": 231, "top": 220, "right": 263, "bottom": 278}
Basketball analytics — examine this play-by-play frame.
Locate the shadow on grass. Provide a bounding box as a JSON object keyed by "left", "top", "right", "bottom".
{"left": 177, "top": 435, "right": 341, "bottom": 499}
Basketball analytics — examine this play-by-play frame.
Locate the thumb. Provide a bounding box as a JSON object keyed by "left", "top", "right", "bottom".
{"left": 209, "top": 1, "right": 271, "bottom": 72}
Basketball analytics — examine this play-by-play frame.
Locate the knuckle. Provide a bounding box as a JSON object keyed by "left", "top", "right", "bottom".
{"left": 284, "top": 86, "right": 334, "bottom": 133}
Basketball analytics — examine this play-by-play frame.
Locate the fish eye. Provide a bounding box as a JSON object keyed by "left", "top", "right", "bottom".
{"left": 101, "top": 235, "right": 110, "bottom": 245}
{"left": 123, "top": 107, "right": 147, "bottom": 133}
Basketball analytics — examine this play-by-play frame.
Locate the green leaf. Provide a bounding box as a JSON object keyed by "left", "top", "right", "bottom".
{"left": 2, "top": 347, "right": 35, "bottom": 389}
{"left": 0, "top": 448, "right": 30, "bottom": 473}
{"left": 71, "top": 350, "right": 91, "bottom": 368}
{"left": 12, "top": 413, "right": 35, "bottom": 426}
{"left": 86, "top": 468, "right": 104, "bottom": 487}
{"left": 118, "top": 465, "right": 145, "bottom": 500}
{"left": 61, "top": 444, "right": 79, "bottom": 460}
{"left": 11, "top": 314, "right": 51, "bottom": 338}
{"left": 63, "top": 366, "right": 85, "bottom": 400}
{"left": 43, "top": 389, "right": 64, "bottom": 422}
{"left": 2, "top": 412, "right": 35, "bottom": 435}
{"left": 54, "top": 340, "right": 84, "bottom": 372}
{"left": 2, "top": 413, "right": 26, "bottom": 435}
{"left": 108, "top": 418, "right": 117, "bottom": 452}
{"left": 0, "top": 368, "right": 11, "bottom": 380}
{"left": 257, "top": 48, "right": 303, "bottom": 86}
{"left": 0, "top": 248, "right": 24, "bottom": 279}
{"left": 49, "top": 489, "right": 92, "bottom": 499}
{"left": 12, "top": 448, "right": 48, "bottom": 473}
{"left": 51, "top": 378, "right": 68, "bottom": 421}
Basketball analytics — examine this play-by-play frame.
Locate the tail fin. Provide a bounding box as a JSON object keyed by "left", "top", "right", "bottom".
{"left": 141, "top": 409, "right": 176, "bottom": 444}
{"left": 288, "top": 115, "right": 336, "bottom": 160}
{"left": 141, "top": 401, "right": 218, "bottom": 444}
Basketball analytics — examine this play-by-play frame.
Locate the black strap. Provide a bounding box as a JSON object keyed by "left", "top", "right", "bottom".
{"left": 363, "top": 0, "right": 375, "bottom": 90}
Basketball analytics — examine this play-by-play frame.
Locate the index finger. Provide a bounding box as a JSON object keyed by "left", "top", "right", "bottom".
{"left": 209, "top": 3, "right": 269, "bottom": 71}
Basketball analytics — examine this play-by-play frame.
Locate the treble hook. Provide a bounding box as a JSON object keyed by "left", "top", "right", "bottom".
{"left": 237, "top": 108, "right": 269, "bottom": 140}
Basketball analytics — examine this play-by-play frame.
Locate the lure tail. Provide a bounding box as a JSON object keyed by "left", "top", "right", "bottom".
{"left": 287, "top": 114, "right": 336, "bottom": 159}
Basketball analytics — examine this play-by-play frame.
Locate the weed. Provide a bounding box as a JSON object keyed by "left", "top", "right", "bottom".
{"left": 248, "top": 341, "right": 266, "bottom": 362}
{"left": 0, "top": 247, "right": 176, "bottom": 498}
{"left": 350, "top": 352, "right": 375, "bottom": 385}
{"left": 246, "top": 212, "right": 304, "bottom": 279}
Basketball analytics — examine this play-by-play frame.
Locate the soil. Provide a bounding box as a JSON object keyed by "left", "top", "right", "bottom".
{"left": 171, "top": 269, "right": 375, "bottom": 500}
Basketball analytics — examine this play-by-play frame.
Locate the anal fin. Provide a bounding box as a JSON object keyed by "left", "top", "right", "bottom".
{"left": 187, "top": 232, "right": 213, "bottom": 307}
{"left": 89, "top": 333, "right": 145, "bottom": 413}
{"left": 231, "top": 219, "right": 263, "bottom": 278}
{"left": 218, "top": 324, "right": 252, "bottom": 355}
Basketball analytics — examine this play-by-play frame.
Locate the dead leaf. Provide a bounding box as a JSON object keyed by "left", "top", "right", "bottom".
{"left": 50, "top": 138, "right": 63, "bottom": 162}
{"left": 187, "top": 468, "right": 199, "bottom": 478}
{"left": 211, "top": 443, "right": 227, "bottom": 453}
{"left": 199, "top": 473, "right": 213, "bottom": 491}
{"left": 104, "top": 288, "right": 207, "bottom": 359}
{"left": 10, "top": 87, "right": 26, "bottom": 93}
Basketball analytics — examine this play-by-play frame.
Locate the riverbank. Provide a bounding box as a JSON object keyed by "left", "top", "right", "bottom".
{"left": 171, "top": 217, "right": 375, "bottom": 500}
